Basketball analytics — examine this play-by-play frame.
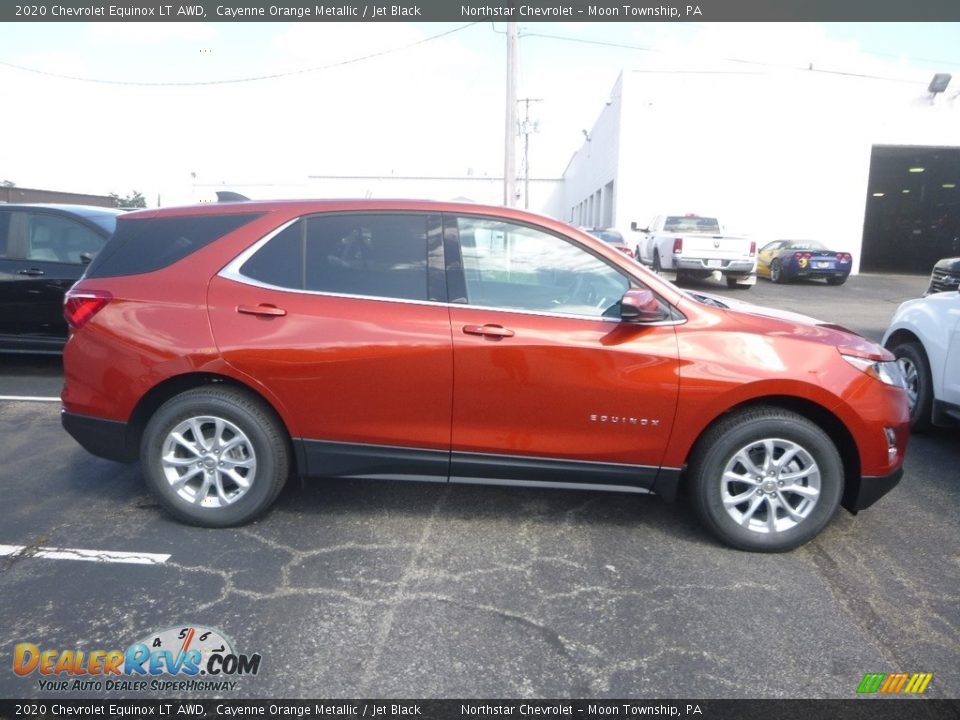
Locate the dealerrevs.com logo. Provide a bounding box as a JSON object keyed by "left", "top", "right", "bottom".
{"left": 857, "top": 672, "right": 934, "bottom": 695}
{"left": 13, "top": 625, "right": 261, "bottom": 693}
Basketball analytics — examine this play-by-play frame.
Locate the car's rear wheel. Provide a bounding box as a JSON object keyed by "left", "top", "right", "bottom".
{"left": 770, "top": 259, "right": 783, "bottom": 283}
{"left": 890, "top": 341, "right": 933, "bottom": 432}
{"left": 140, "top": 386, "right": 289, "bottom": 527}
{"left": 688, "top": 408, "right": 843, "bottom": 552}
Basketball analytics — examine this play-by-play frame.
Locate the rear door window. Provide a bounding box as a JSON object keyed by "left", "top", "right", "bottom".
{"left": 238, "top": 213, "right": 435, "bottom": 303}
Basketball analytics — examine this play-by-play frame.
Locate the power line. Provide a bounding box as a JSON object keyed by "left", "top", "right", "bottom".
{"left": 0, "top": 22, "right": 480, "bottom": 87}
{"left": 521, "top": 30, "right": 960, "bottom": 83}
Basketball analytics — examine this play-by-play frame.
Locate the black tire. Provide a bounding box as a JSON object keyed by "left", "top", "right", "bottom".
{"left": 653, "top": 250, "right": 663, "bottom": 275}
{"left": 140, "top": 386, "right": 290, "bottom": 527}
{"left": 688, "top": 407, "right": 843, "bottom": 552}
{"left": 826, "top": 274, "right": 848, "bottom": 286}
{"left": 770, "top": 259, "right": 784, "bottom": 283}
{"left": 890, "top": 341, "right": 933, "bottom": 432}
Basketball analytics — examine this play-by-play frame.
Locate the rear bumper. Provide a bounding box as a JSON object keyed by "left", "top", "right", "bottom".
{"left": 61, "top": 410, "right": 136, "bottom": 463}
{"left": 675, "top": 258, "right": 755, "bottom": 273}
{"left": 843, "top": 465, "right": 903, "bottom": 513}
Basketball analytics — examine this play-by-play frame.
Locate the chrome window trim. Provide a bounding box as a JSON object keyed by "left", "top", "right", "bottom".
{"left": 218, "top": 217, "right": 686, "bottom": 327}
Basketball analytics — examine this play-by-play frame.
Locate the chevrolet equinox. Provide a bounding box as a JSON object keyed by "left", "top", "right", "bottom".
{"left": 62, "top": 200, "right": 909, "bottom": 551}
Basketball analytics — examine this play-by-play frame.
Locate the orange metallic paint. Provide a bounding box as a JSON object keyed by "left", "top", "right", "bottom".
{"left": 62, "top": 199, "right": 908, "bottom": 494}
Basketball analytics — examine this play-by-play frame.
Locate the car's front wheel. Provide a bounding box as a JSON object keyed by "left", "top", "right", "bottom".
{"left": 890, "top": 341, "right": 933, "bottom": 432}
{"left": 688, "top": 408, "right": 843, "bottom": 552}
{"left": 140, "top": 386, "right": 290, "bottom": 527}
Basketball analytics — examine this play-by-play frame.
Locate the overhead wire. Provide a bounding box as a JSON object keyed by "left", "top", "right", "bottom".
{"left": 0, "top": 21, "right": 480, "bottom": 87}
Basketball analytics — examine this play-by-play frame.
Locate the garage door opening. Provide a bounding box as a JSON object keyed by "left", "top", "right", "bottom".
{"left": 861, "top": 145, "right": 960, "bottom": 273}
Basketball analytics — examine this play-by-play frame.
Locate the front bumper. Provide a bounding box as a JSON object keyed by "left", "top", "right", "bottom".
{"left": 843, "top": 465, "right": 903, "bottom": 513}
{"left": 61, "top": 410, "right": 137, "bottom": 463}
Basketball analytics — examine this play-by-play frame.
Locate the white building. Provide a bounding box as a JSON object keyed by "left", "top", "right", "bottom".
{"left": 563, "top": 66, "right": 960, "bottom": 274}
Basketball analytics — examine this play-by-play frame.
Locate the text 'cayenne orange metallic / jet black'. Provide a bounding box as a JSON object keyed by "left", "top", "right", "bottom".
{"left": 61, "top": 200, "right": 910, "bottom": 551}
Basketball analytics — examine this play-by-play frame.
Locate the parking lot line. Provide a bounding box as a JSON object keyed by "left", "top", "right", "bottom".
{"left": 0, "top": 395, "right": 60, "bottom": 402}
{"left": 0, "top": 544, "right": 170, "bottom": 565}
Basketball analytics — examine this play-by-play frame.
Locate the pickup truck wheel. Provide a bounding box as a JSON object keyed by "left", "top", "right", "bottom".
{"left": 890, "top": 341, "right": 933, "bottom": 432}
{"left": 770, "top": 260, "right": 784, "bottom": 283}
{"left": 140, "top": 387, "right": 290, "bottom": 527}
{"left": 688, "top": 408, "right": 843, "bottom": 552}
{"left": 652, "top": 250, "right": 663, "bottom": 275}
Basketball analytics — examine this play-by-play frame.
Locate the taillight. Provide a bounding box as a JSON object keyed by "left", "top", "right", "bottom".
{"left": 672, "top": 238, "right": 683, "bottom": 254}
{"left": 64, "top": 290, "right": 112, "bottom": 330}
{"left": 749, "top": 241, "right": 756, "bottom": 257}
{"left": 793, "top": 251, "right": 811, "bottom": 268}
{"left": 837, "top": 253, "right": 852, "bottom": 263}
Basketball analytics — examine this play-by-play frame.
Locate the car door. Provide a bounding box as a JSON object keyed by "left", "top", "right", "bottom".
{"left": 0, "top": 208, "right": 105, "bottom": 347}
{"left": 209, "top": 211, "right": 454, "bottom": 481}
{"left": 445, "top": 213, "right": 681, "bottom": 491}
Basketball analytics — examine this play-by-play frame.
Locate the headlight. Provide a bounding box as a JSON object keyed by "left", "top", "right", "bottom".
{"left": 841, "top": 354, "right": 907, "bottom": 388}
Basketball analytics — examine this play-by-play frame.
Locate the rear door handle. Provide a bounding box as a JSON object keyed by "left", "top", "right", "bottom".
{"left": 462, "top": 324, "right": 515, "bottom": 339}
{"left": 18, "top": 268, "right": 44, "bottom": 276}
{"left": 237, "top": 303, "right": 287, "bottom": 317}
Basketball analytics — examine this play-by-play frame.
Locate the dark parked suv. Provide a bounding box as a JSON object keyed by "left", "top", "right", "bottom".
{"left": 62, "top": 200, "right": 909, "bottom": 552}
{"left": 927, "top": 257, "right": 960, "bottom": 294}
{"left": 0, "top": 203, "right": 122, "bottom": 353}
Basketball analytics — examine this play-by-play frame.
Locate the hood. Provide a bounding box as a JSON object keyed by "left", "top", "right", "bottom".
{"left": 681, "top": 290, "right": 891, "bottom": 361}
{"left": 934, "top": 257, "right": 960, "bottom": 272}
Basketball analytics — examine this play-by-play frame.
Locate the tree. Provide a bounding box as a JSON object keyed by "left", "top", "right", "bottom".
{"left": 110, "top": 190, "right": 147, "bottom": 209}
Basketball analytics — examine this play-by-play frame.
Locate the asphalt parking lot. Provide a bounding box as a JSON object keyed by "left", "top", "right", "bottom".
{"left": 0, "top": 272, "right": 957, "bottom": 700}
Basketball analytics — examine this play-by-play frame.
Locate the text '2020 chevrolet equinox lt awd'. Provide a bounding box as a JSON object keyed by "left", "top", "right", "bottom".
{"left": 62, "top": 200, "right": 909, "bottom": 552}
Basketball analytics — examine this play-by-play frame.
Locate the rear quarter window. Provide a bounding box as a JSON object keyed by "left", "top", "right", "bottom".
{"left": 85, "top": 213, "right": 263, "bottom": 278}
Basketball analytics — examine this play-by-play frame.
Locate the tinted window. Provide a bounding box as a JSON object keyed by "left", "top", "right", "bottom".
{"left": 239, "top": 213, "right": 430, "bottom": 302}
{"left": 86, "top": 213, "right": 262, "bottom": 278}
{"left": 458, "top": 216, "right": 631, "bottom": 318}
{"left": 239, "top": 221, "right": 304, "bottom": 290}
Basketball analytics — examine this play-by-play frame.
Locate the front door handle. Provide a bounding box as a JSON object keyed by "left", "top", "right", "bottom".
{"left": 237, "top": 303, "right": 287, "bottom": 317}
{"left": 18, "top": 268, "right": 44, "bottom": 276}
{"left": 462, "top": 324, "right": 515, "bottom": 339}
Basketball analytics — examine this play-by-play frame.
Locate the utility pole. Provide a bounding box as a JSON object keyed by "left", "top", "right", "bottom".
{"left": 518, "top": 97, "right": 541, "bottom": 210}
{"left": 503, "top": 21, "right": 518, "bottom": 207}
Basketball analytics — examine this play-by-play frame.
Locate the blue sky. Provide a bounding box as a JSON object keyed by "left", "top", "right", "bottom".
{"left": 1, "top": 21, "right": 957, "bottom": 202}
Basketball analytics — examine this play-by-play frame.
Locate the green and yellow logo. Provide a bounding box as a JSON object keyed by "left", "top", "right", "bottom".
{"left": 857, "top": 672, "right": 933, "bottom": 695}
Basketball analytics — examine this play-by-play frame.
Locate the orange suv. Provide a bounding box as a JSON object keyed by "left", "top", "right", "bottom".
{"left": 62, "top": 200, "right": 909, "bottom": 551}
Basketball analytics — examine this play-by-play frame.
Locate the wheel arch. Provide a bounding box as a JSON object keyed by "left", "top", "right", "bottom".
{"left": 682, "top": 395, "right": 863, "bottom": 514}
{"left": 125, "top": 372, "right": 299, "bottom": 475}
{"left": 883, "top": 327, "right": 923, "bottom": 351}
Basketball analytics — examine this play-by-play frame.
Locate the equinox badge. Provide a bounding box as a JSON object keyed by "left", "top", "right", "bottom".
{"left": 590, "top": 414, "right": 660, "bottom": 427}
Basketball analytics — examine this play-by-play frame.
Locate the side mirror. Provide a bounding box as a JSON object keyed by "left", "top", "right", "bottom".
{"left": 79, "top": 252, "right": 94, "bottom": 265}
{"left": 620, "top": 289, "right": 663, "bottom": 323}
{"left": 630, "top": 221, "right": 638, "bottom": 231}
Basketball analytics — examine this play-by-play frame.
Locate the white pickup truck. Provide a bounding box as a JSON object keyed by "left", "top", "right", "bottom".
{"left": 632, "top": 214, "right": 757, "bottom": 288}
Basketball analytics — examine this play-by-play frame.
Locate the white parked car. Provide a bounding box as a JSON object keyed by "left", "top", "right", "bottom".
{"left": 882, "top": 288, "right": 960, "bottom": 430}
